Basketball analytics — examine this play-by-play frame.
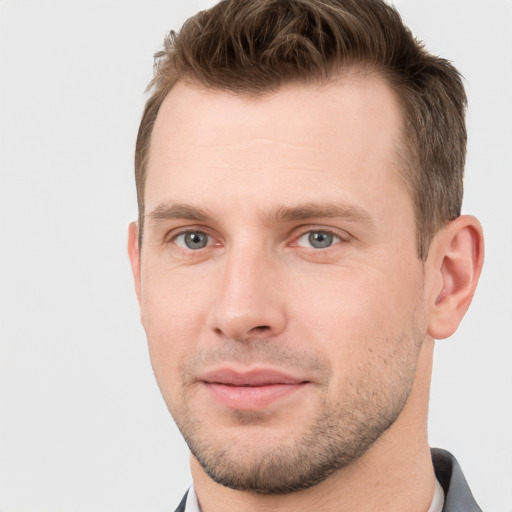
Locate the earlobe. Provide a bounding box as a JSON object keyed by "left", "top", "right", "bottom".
{"left": 427, "top": 215, "right": 484, "bottom": 340}
{"left": 127, "top": 221, "right": 142, "bottom": 306}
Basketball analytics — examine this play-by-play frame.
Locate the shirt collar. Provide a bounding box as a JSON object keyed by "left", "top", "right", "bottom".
{"left": 184, "top": 479, "right": 444, "bottom": 512}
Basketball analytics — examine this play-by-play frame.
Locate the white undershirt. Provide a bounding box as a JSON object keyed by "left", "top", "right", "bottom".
{"left": 184, "top": 485, "right": 200, "bottom": 512}
{"left": 184, "top": 479, "right": 445, "bottom": 512}
{"left": 428, "top": 478, "right": 445, "bottom": 512}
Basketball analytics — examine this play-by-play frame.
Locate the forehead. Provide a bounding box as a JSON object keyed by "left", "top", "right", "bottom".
{"left": 146, "top": 75, "right": 407, "bottom": 216}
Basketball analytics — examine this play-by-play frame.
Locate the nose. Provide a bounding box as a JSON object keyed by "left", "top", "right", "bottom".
{"left": 207, "top": 245, "right": 287, "bottom": 341}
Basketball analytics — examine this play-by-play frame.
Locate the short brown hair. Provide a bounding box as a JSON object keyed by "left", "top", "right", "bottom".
{"left": 135, "top": 0, "right": 467, "bottom": 259}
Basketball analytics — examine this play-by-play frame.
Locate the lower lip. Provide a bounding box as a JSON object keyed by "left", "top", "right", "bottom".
{"left": 204, "top": 382, "right": 306, "bottom": 410}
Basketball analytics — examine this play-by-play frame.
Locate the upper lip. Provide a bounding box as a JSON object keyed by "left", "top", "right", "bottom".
{"left": 199, "top": 368, "right": 308, "bottom": 386}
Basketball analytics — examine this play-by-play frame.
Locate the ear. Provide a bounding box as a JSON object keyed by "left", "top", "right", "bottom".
{"left": 127, "top": 221, "right": 142, "bottom": 307}
{"left": 427, "top": 215, "right": 484, "bottom": 339}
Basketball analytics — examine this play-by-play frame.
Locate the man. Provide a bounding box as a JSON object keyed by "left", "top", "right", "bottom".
{"left": 127, "top": 0, "right": 484, "bottom": 510}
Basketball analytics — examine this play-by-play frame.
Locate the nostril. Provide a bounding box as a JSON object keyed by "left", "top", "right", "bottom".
{"left": 252, "top": 325, "right": 271, "bottom": 332}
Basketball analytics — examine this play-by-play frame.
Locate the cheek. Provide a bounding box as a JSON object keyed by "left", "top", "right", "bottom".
{"left": 139, "top": 268, "right": 212, "bottom": 388}
{"left": 141, "top": 258, "right": 212, "bottom": 330}
{"left": 290, "top": 263, "right": 425, "bottom": 363}
{"left": 303, "top": 280, "right": 424, "bottom": 408}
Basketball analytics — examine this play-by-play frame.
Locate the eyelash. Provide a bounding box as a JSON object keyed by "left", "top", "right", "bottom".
{"left": 168, "top": 226, "right": 348, "bottom": 251}
{"left": 171, "top": 229, "right": 218, "bottom": 250}
{"left": 293, "top": 228, "right": 346, "bottom": 249}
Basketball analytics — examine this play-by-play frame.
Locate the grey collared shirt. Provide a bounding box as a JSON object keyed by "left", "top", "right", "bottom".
{"left": 175, "top": 449, "right": 483, "bottom": 512}
{"left": 183, "top": 480, "right": 445, "bottom": 512}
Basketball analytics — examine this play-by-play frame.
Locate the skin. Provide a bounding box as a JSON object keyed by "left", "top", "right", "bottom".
{"left": 128, "top": 75, "right": 483, "bottom": 512}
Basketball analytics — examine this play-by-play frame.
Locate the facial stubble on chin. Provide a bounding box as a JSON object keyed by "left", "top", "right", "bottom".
{"left": 164, "top": 335, "right": 422, "bottom": 495}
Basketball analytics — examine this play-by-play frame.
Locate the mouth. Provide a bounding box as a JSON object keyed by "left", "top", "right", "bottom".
{"left": 198, "top": 368, "right": 310, "bottom": 410}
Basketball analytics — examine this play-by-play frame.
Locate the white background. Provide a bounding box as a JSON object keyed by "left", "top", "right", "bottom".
{"left": 1, "top": 0, "right": 511, "bottom": 511}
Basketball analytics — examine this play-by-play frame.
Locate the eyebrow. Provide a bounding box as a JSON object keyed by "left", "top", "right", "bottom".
{"left": 147, "top": 202, "right": 215, "bottom": 223}
{"left": 146, "top": 201, "right": 373, "bottom": 225}
{"left": 265, "top": 202, "right": 374, "bottom": 224}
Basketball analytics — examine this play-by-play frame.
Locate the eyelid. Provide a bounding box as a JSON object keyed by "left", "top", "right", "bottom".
{"left": 291, "top": 226, "right": 350, "bottom": 248}
{"left": 175, "top": 232, "right": 211, "bottom": 250}
{"left": 166, "top": 226, "right": 222, "bottom": 248}
{"left": 163, "top": 224, "right": 350, "bottom": 249}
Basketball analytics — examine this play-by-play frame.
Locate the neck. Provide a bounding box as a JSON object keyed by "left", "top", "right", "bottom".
{"left": 191, "top": 339, "right": 436, "bottom": 512}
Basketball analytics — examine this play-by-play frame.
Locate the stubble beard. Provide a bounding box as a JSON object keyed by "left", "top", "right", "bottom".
{"left": 180, "top": 393, "right": 410, "bottom": 495}
{"left": 165, "top": 331, "right": 423, "bottom": 495}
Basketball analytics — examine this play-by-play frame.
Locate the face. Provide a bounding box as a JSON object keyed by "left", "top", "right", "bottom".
{"left": 131, "top": 76, "right": 429, "bottom": 494}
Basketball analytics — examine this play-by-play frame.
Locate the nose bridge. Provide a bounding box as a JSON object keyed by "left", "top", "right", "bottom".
{"left": 208, "top": 238, "right": 286, "bottom": 339}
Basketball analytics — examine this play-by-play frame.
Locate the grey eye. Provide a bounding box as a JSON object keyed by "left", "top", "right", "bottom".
{"left": 175, "top": 231, "right": 210, "bottom": 250}
{"left": 296, "top": 230, "right": 339, "bottom": 249}
{"left": 308, "top": 231, "right": 334, "bottom": 248}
